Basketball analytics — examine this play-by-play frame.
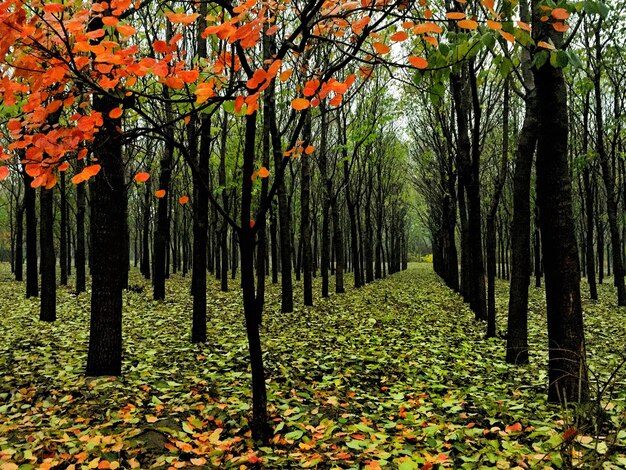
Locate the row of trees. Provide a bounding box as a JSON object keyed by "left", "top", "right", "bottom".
{"left": 415, "top": 0, "right": 622, "bottom": 405}
{"left": 0, "top": 0, "right": 610, "bottom": 442}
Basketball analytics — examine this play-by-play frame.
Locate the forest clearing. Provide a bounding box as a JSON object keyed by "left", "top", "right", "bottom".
{"left": 0, "top": 264, "right": 624, "bottom": 469}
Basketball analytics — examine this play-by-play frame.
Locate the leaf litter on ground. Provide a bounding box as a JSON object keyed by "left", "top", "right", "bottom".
{"left": 0, "top": 264, "right": 625, "bottom": 469}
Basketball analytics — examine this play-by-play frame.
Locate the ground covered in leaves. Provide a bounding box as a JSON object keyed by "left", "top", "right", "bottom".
{"left": 1, "top": 264, "right": 625, "bottom": 469}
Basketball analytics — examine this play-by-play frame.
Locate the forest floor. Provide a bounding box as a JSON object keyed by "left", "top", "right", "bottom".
{"left": 0, "top": 264, "right": 625, "bottom": 470}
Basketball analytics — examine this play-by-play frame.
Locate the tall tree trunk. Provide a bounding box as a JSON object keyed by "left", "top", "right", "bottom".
{"left": 75, "top": 159, "right": 86, "bottom": 293}
{"left": 86, "top": 67, "right": 126, "bottom": 376}
{"left": 593, "top": 23, "right": 626, "bottom": 305}
{"left": 23, "top": 169, "right": 38, "bottom": 298}
{"left": 301, "top": 115, "right": 313, "bottom": 305}
{"left": 59, "top": 172, "right": 68, "bottom": 286}
{"left": 319, "top": 109, "right": 331, "bottom": 297}
{"left": 219, "top": 112, "right": 229, "bottom": 292}
{"left": 582, "top": 93, "right": 598, "bottom": 301}
{"left": 534, "top": 17, "right": 589, "bottom": 403}
{"left": 268, "top": 80, "right": 293, "bottom": 311}
{"left": 40, "top": 187, "right": 56, "bottom": 322}
{"left": 141, "top": 181, "right": 151, "bottom": 279}
{"left": 152, "top": 26, "right": 174, "bottom": 301}
{"left": 506, "top": 0, "right": 537, "bottom": 364}
{"left": 240, "top": 112, "right": 270, "bottom": 443}
{"left": 15, "top": 203, "right": 24, "bottom": 282}
{"left": 487, "top": 78, "right": 509, "bottom": 338}
{"left": 191, "top": 115, "right": 210, "bottom": 342}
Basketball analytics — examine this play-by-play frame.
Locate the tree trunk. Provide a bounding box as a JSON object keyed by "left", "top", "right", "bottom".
{"left": 191, "top": 114, "right": 209, "bottom": 342}
{"left": 75, "top": 159, "right": 86, "bottom": 294}
{"left": 593, "top": 23, "right": 625, "bottom": 305}
{"left": 23, "top": 169, "right": 38, "bottom": 298}
{"left": 15, "top": 203, "right": 24, "bottom": 282}
{"left": 59, "top": 172, "right": 68, "bottom": 286}
{"left": 534, "top": 19, "right": 589, "bottom": 403}
{"left": 506, "top": 0, "right": 538, "bottom": 363}
{"left": 40, "top": 187, "right": 56, "bottom": 322}
{"left": 240, "top": 112, "right": 270, "bottom": 443}
{"left": 301, "top": 116, "right": 313, "bottom": 305}
{"left": 487, "top": 78, "right": 509, "bottom": 338}
{"left": 86, "top": 80, "right": 126, "bottom": 377}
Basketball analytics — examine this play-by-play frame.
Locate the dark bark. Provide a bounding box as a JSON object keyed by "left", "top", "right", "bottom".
{"left": 152, "top": 24, "right": 175, "bottom": 301}
{"left": 141, "top": 181, "right": 151, "bottom": 279}
{"left": 191, "top": 115, "right": 210, "bottom": 343}
{"left": 268, "top": 80, "right": 293, "bottom": 311}
{"left": 15, "top": 202, "right": 24, "bottom": 282}
{"left": 582, "top": 93, "right": 598, "bottom": 301}
{"left": 39, "top": 187, "right": 56, "bottom": 322}
{"left": 506, "top": 93, "right": 538, "bottom": 362}
{"left": 593, "top": 23, "right": 625, "bottom": 305}
{"left": 534, "top": 18, "right": 589, "bottom": 403}
{"left": 75, "top": 159, "right": 86, "bottom": 294}
{"left": 301, "top": 116, "right": 313, "bottom": 305}
{"left": 506, "top": 0, "right": 537, "bottom": 364}
{"left": 240, "top": 112, "right": 270, "bottom": 443}
{"left": 486, "top": 78, "right": 509, "bottom": 338}
{"left": 23, "top": 169, "right": 38, "bottom": 298}
{"left": 86, "top": 76, "right": 126, "bottom": 376}
{"left": 59, "top": 172, "right": 68, "bottom": 286}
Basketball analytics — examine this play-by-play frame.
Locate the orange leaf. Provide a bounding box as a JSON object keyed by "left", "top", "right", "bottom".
{"left": 486, "top": 20, "right": 502, "bottom": 30}
{"left": 304, "top": 145, "right": 315, "bottom": 155}
{"left": 412, "top": 22, "right": 442, "bottom": 34}
{"left": 553, "top": 22, "right": 569, "bottom": 32}
{"left": 0, "top": 166, "right": 9, "bottom": 181}
{"left": 43, "top": 3, "right": 64, "bottom": 13}
{"left": 279, "top": 69, "right": 292, "bottom": 82}
{"left": 424, "top": 35, "right": 438, "bottom": 47}
{"left": 102, "top": 16, "right": 119, "bottom": 26}
{"left": 505, "top": 422, "right": 523, "bottom": 433}
{"left": 109, "top": 107, "right": 123, "bottom": 119}
{"left": 373, "top": 42, "right": 390, "bottom": 54}
{"left": 155, "top": 189, "right": 166, "bottom": 198}
{"left": 84, "top": 164, "right": 101, "bottom": 178}
{"left": 291, "top": 98, "right": 310, "bottom": 110}
{"left": 134, "top": 172, "right": 150, "bottom": 182}
{"left": 446, "top": 11, "right": 465, "bottom": 20}
{"left": 517, "top": 20, "right": 531, "bottom": 32}
{"left": 499, "top": 31, "right": 515, "bottom": 43}
{"left": 258, "top": 166, "right": 270, "bottom": 178}
{"left": 72, "top": 174, "right": 86, "bottom": 184}
{"left": 179, "top": 195, "right": 189, "bottom": 204}
{"left": 457, "top": 19, "right": 478, "bottom": 30}
{"left": 164, "top": 12, "right": 200, "bottom": 24}
{"left": 390, "top": 31, "right": 408, "bottom": 42}
{"left": 537, "top": 40, "right": 555, "bottom": 50}
{"left": 153, "top": 40, "right": 168, "bottom": 53}
{"left": 408, "top": 55, "right": 428, "bottom": 69}
{"left": 116, "top": 24, "right": 136, "bottom": 36}
{"left": 235, "top": 95, "right": 245, "bottom": 113}
{"left": 351, "top": 16, "right": 370, "bottom": 34}
{"left": 58, "top": 162, "right": 70, "bottom": 172}
{"left": 551, "top": 7, "right": 570, "bottom": 20}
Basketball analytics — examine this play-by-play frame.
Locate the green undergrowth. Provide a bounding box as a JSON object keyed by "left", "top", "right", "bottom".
{"left": 0, "top": 264, "right": 625, "bottom": 469}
